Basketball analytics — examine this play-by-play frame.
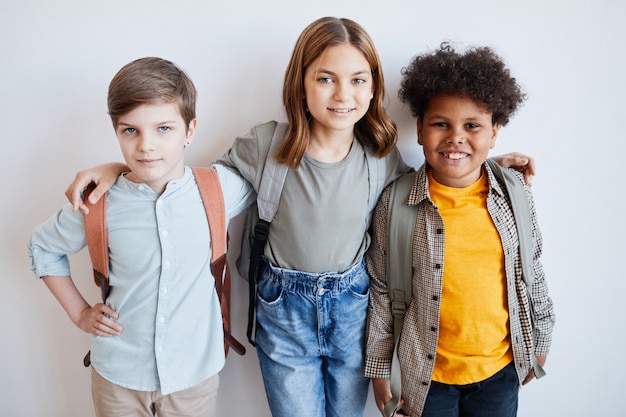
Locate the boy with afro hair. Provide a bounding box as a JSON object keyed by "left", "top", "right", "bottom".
{"left": 364, "top": 43, "right": 555, "bottom": 417}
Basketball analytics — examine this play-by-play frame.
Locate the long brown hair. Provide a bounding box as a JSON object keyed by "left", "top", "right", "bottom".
{"left": 278, "top": 17, "right": 397, "bottom": 169}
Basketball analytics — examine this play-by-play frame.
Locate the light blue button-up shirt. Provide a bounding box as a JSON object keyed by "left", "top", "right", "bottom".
{"left": 28, "top": 165, "right": 255, "bottom": 395}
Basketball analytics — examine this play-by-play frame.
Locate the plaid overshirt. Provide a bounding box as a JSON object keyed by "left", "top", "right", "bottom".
{"left": 364, "top": 162, "right": 555, "bottom": 416}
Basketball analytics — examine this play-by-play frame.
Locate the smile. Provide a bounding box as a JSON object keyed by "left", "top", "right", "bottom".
{"left": 442, "top": 152, "right": 468, "bottom": 160}
{"left": 328, "top": 108, "right": 355, "bottom": 114}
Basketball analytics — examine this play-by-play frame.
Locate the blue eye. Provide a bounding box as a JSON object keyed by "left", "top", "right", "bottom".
{"left": 353, "top": 78, "right": 366, "bottom": 85}
{"left": 158, "top": 126, "right": 171, "bottom": 133}
{"left": 123, "top": 128, "right": 136, "bottom": 134}
{"left": 318, "top": 77, "right": 333, "bottom": 84}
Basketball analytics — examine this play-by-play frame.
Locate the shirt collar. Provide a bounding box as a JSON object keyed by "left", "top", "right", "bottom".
{"left": 115, "top": 166, "right": 194, "bottom": 196}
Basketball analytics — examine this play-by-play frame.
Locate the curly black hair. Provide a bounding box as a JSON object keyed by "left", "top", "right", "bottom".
{"left": 398, "top": 43, "right": 526, "bottom": 126}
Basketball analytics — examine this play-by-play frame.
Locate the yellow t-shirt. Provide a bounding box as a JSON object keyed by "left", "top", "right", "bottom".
{"left": 428, "top": 169, "right": 513, "bottom": 385}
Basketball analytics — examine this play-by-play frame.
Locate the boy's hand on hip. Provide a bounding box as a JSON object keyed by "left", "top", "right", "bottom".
{"left": 77, "top": 303, "right": 122, "bottom": 336}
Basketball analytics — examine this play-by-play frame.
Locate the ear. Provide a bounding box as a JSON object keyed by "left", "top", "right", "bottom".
{"left": 416, "top": 118, "right": 424, "bottom": 145}
{"left": 490, "top": 123, "right": 500, "bottom": 149}
{"left": 185, "top": 119, "right": 197, "bottom": 147}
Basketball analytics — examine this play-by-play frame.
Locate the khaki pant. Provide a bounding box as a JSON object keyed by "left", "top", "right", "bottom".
{"left": 91, "top": 368, "right": 219, "bottom": 417}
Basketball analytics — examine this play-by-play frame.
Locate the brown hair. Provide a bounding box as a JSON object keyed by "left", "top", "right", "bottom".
{"left": 278, "top": 17, "right": 397, "bottom": 169}
{"left": 107, "top": 57, "right": 197, "bottom": 129}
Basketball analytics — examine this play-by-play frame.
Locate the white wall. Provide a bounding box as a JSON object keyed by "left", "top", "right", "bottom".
{"left": 2, "top": 1, "right": 624, "bottom": 416}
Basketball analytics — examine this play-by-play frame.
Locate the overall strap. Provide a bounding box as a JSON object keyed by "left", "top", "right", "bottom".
{"left": 193, "top": 166, "right": 246, "bottom": 356}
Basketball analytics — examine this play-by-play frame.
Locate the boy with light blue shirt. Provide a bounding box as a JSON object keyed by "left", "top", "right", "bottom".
{"left": 27, "top": 57, "right": 255, "bottom": 417}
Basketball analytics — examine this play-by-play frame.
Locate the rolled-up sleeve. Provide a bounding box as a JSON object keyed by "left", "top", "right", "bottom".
{"left": 27, "top": 204, "right": 86, "bottom": 278}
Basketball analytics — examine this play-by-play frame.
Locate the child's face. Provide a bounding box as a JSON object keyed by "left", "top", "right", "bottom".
{"left": 303, "top": 43, "right": 374, "bottom": 140}
{"left": 115, "top": 102, "right": 196, "bottom": 194}
{"left": 418, "top": 94, "right": 498, "bottom": 188}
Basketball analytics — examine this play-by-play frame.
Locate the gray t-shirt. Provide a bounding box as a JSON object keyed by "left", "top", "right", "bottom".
{"left": 217, "top": 121, "right": 408, "bottom": 273}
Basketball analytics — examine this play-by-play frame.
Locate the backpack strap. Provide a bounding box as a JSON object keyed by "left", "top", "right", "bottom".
{"left": 83, "top": 185, "right": 110, "bottom": 302}
{"left": 193, "top": 166, "right": 246, "bottom": 356}
{"left": 365, "top": 146, "right": 388, "bottom": 224}
{"left": 246, "top": 122, "right": 289, "bottom": 345}
{"left": 384, "top": 172, "right": 417, "bottom": 417}
{"left": 81, "top": 185, "right": 110, "bottom": 367}
{"left": 485, "top": 159, "right": 545, "bottom": 379}
{"left": 256, "top": 123, "right": 290, "bottom": 222}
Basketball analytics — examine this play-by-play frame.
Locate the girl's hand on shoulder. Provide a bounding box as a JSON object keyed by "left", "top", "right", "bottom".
{"left": 77, "top": 303, "right": 123, "bottom": 336}
{"left": 65, "top": 163, "right": 128, "bottom": 214}
{"left": 490, "top": 152, "right": 536, "bottom": 186}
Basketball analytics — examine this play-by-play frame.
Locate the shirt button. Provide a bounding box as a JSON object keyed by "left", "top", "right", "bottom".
{"left": 158, "top": 316, "right": 165, "bottom": 323}
{"left": 162, "top": 230, "right": 169, "bottom": 237}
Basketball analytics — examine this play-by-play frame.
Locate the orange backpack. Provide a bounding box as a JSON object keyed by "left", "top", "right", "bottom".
{"left": 81, "top": 167, "right": 245, "bottom": 367}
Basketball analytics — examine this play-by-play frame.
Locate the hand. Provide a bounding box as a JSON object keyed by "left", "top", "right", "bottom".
{"left": 372, "top": 378, "right": 404, "bottom": 417}
{"left": 490, "top": 152, "right": 536, "bottom": 186}
{"left": 522, "top": 355, "right": 547, "bottom": 385}
{"left": 65, "top": 162, "right": 128, "bottom": 214}
{"left": 76, "top": 303, "right": 123, "bottom": 336}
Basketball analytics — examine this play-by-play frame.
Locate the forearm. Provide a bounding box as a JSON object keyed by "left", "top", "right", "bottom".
{"left": 42, "top": 276, "right": 91, "bottom": 327}
{"left": 42, "top": 276, "right": 122, "bottom": 336}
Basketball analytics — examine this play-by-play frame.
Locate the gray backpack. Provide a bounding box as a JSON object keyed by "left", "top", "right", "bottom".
{"left": 236, "top": 121, "right": 388, "bottom": 345}
{"left": 383, "top": 159, "right": 544, "bottom": 417}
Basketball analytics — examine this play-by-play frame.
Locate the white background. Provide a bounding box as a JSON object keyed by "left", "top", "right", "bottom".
{"left": 2, "top": 1, "right": 624, "bottom": 416}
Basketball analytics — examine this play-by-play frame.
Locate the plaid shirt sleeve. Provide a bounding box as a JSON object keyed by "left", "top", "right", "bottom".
{"left": 364, "top": 185, "right": 396, "bottom": 379}
{"left": 525, "top": 177, "right": 555, "bottom": 356}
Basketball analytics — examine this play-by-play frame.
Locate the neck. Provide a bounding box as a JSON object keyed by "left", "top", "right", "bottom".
{"left": 307, "top": 127, "right": 354, "bottom": 163}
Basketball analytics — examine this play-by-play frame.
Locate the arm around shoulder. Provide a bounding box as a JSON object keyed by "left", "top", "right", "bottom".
{"left": 65, "top": 162, "right": 128, "bottom": 214}
{"left": 213, "top": 121, "right": 282, "bottom": 190}
{"left": 490, "top": 152, "right": 536, "bottom": 186}
{"left": 212, "top": 164, "right": 256, "bottom": 219}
